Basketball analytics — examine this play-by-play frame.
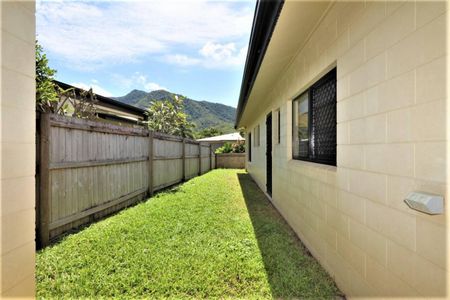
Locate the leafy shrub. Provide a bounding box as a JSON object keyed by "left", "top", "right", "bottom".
{"left": 36, "top": 41, "right": 58, "bottom": 111}
{"left": 215, "top": 142, "right": 233, "bottom": 154}
{"left": 145, "top": 95, "right": 195, "bottom": 138}
{"left": 232, "top": 142, "right": 245, "bottom": 153}
{"left": 215, "top": 142, "right": 245, "bottom": 154}
{"left": 196, "top": 127, "right": 223, "bottom": 139}
{"left": 36, "top": 41, "right": 98, "bottom": 119}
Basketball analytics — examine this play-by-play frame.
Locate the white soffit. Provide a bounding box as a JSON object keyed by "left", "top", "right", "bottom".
{"left": 240, "top": 0, "right": 331, "bottom": 127}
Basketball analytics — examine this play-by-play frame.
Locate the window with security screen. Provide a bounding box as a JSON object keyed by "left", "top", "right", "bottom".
{"left": 292, "top": 68, "right": 336, "bottom": 166}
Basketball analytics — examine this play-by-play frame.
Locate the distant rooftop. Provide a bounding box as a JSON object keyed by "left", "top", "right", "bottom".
{"left": 54, "top": 80, "right": 147, "bottom": 115}
{"left": 197, "top": 132, "right": 244, "bottom": 142}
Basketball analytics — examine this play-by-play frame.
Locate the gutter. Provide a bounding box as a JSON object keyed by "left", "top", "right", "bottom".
{"left": 235, "top": 0, "right": 284, "bottom": 129}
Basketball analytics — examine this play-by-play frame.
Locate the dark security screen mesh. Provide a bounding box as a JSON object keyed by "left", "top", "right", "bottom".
{"left": 293, "top": 68, "right": 336, "bottom": 166}
{"left": 310, "top": 70, "right": 336, "bottom": 165}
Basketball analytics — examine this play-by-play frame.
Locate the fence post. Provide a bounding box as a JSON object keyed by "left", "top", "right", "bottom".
{"left": 209, "top": 144, "right": 212, "bottom": 171}
{"left": 39, "top": 114, "right": 51, "bottom": 247}
{"left": 198, "top": 143, "right": 202, "bottom": 175}
{"left": 182, "top": 138, "right": 186, "bottom": 181}
{"left": 148, "top": 130, "right": 154, "bottom": 196}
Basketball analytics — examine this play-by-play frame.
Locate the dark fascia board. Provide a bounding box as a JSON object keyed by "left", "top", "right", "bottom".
{"left": 54, "top": 80, "right": 147, "bottom": 117}
{"left": 235, "top": 0, "right": 284, "bottom": 129}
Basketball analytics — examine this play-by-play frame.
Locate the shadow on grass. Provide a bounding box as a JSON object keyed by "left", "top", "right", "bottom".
{"left": 237, "top": 173, "right": 343, "bottom": 299}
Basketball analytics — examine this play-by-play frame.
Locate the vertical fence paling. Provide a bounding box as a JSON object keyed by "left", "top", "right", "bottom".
{"left": 148, "top": 131, "right": 154, "bottom": 196}
{"left": 37, "top": 114, "right": 213, "bottom": 247}
{"left": 182, "top": 138, "right": 186, "bottom": 181}
{"left": 209, "top": 144, "right": 213, "bottom": 169}
{"left": 39, "top": 114, "right": 51, "bottom": 247}
{"left": 198, "top": 143, "right": 202, "bottom": 176}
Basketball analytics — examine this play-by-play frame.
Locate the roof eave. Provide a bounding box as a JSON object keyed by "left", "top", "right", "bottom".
{"left": 53, "top": 80, "right": 147, "bottom": 117}
{"left": 235, "top": 0, "right": 284, "bottom": 129}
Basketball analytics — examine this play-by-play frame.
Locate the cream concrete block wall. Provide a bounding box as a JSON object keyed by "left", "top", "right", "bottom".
{"left": 247, "top": 115, "right": 267, "bottom": 191}
{"left": 1, "top": 0, "right": 36, "bottom": 297}
{"left": 246, "top": 2, "right": 448, "bottom": 297}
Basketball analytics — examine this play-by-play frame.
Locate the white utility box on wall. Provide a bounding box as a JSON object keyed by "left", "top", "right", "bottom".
{"left": 404, "top": 192, "right": 444, "bottom": 215}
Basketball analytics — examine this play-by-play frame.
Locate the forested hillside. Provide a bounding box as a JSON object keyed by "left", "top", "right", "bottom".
{"left": 115, "top": 90, "right": 236, "bottom": 133}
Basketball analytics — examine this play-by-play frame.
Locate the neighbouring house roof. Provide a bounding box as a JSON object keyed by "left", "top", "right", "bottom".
{"left": 197, "top": 132, "right": 245, "bottom": 143}
{"left": 235, "top": 1, "right": 331, "bottom": 128}
{"left": 235, "top": 0, "right": 284, "bottom": 128}
{"left": 54, "top": 80, "right": 147, "bottom": 123}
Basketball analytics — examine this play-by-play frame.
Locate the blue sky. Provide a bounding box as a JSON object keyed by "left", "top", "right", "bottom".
{"left": 36, "top": 0, "right": 255, "bottom": 107}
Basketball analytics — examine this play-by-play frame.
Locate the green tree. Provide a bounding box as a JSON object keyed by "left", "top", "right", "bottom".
{"left": 145, "top": 95, "right": 195, "bottom": 138}
{"left": 36, "top": 41, "right": 98, "bottom": 118}
{"left": 215, "top": 142, "right": 245, "bottom": 154}
{"left": 36, "top": 40, "right": 59, "bottom": 112}
{"left": 196, "top": 127, "right": 224, "bottom": 139}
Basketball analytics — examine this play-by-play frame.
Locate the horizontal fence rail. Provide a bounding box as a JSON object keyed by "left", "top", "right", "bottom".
{"left": 37, "top": 114, "right": 214, "bottom": 247}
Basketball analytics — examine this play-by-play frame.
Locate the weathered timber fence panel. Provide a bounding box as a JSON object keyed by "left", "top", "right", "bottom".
{"left": 185, "top": 141, "right": 200, "bottom": 180}
{"left": 37, "top": 114, "right": 213, "bottom": 246}
{"left": 200, "top": 144, "right": 211, "bottom": 174}
{"left": 152, "top": 133, "right": 184, "bottom": 190}
{"left": 211, "top": 148, "right": 216, "bottom": 169}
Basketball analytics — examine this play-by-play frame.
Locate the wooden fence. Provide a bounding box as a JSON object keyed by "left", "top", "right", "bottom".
{"left": 37, "top": 114, "right": 214, "bottom": 247}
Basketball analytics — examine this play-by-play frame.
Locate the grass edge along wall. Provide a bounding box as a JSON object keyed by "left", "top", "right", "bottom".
{"left": 239, "top": 1, "right": 448, "bottom": 298}
{"left": 37, "top": 169, "right": 342, "bottom": 299}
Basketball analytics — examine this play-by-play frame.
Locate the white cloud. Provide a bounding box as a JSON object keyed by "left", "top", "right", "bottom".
{"left": 36, "top": 0, "right": 253, "bottom": 70}
{"left": 164, "top": 54, "right": 200, "bottom": 67}
{"left": 200, "top": 42, "right": 237, "bottom": 61}
{"left": 136, "top": 73, "right": 167, "bottom": 91}
{"left": 144, "top": 82, "right": 166, "bottom": 91}
{"left": 199, "top": 41, "right": 248, "bottom": 68}
{"left": 164, "top": 41, "right": 247, "bottom": 69}
{"left": 71, "top": 81, "right": 113, "bottom": 97}
{"left": 112, "top": 72, "right": 167, "bottom": 92}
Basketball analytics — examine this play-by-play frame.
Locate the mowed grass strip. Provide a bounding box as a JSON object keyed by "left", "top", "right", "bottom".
{"left": 37, "top": 169, "right": 341, "bottom": 299}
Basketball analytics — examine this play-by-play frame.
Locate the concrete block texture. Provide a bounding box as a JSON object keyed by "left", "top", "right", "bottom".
{"left": 1, "top": 0, "right": 36, "bottom": 297}
{"left": 245, "top": 1, "right": 448, "bottom": 297}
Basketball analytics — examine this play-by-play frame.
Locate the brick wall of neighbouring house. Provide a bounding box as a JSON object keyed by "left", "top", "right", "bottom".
{"left": 246, "top": 2, "right": 448, "bottom": 297}
{"left": 1, "top": 1, "right": 36, "bottom": 297}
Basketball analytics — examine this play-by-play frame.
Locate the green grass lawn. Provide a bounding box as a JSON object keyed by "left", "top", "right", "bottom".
{"left": 37, "top": 169, "right": 341, "bottom": 299}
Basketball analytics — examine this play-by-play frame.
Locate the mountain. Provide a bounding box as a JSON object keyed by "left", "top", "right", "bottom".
{"left": 115, "top": 90, "right": 236, "bottom": 133}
